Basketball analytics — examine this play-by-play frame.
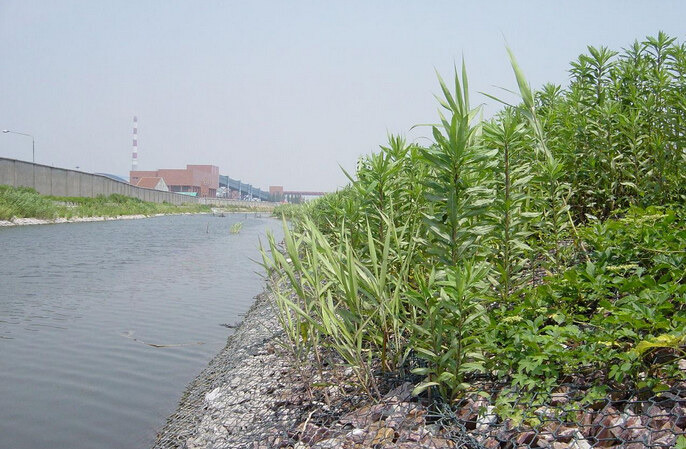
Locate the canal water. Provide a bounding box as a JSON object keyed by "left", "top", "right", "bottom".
{"left": 0, "top": 214, "right": 284, "bottom": 449}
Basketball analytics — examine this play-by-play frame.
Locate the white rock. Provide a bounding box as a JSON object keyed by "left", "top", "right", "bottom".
{"left": 205, "top": 387, "right": 224, "bottom": 405}
{"left": 570, "top": 431, "right": 592, "bottom": 449}
{"left": 476, "top": 405, "right": 497, "bottom": 432}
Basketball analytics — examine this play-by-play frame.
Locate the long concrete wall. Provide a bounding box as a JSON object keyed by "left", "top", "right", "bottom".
{"left": 0, "top": 158, "right": 197, "bottom": 205}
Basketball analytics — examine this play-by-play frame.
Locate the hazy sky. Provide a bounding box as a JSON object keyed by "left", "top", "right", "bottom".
{"left": 1, "top": 1, "right": 684, "bottom": 192}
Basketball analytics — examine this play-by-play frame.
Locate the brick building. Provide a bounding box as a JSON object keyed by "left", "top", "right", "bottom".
{"left": 130, "top": 165, "right": 219, "bottom": 198}
{"left": 269, "top": 185, "right": 284, "bottom": 202}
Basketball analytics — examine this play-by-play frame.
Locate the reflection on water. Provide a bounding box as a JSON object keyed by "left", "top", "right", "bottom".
{"left": 0, "top": 214, "right": 283, "bottom": 449}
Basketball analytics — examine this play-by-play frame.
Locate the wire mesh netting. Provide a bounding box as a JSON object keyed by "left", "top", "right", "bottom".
{"left": 154, "top": 336, "right": 685, "bottom": 448}
{"left": 444, "top": 380, "right": 686, "bottom": 449}
{"left": 152, "top": 284, "right": 686, "bottom": 449}
{"left": 260, "top": 376, "right": 686, "bottom": 448}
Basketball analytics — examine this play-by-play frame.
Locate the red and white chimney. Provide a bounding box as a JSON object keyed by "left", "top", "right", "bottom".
{"left": 131, "top": 116, "right": 138, "bottom": 171}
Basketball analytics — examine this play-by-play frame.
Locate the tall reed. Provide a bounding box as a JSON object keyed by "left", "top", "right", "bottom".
{"left": 264, "top": 33, "right": 686, "bottom": 405}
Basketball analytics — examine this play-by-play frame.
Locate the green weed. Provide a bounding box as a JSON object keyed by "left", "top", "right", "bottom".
{"left": 265, "top": 33, "right": 686, "bottom": 405}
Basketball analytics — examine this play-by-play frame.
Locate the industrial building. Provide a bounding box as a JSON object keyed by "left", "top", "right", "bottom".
{"left": 130, "top": 165, "right": 219, "bottom": 198}
{"left": 135, "top": 177, "right": 169, "bottom": 191}
{"left": 269, "top": 186, "right": 284, "bottom": 202}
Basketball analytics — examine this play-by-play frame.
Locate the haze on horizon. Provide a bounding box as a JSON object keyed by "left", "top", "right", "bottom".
{"left": 1, "top": 1, "right": 684, "bottom": 192}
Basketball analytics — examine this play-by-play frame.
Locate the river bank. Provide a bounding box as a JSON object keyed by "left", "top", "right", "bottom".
{"left": 0, "top": 213, "right": 171, "bottom": 227}
{"left": 151, "top": 287, "right": 295, "bottom": 449}
{"left": 152, "top": 277, "right": 686, "bottom": 449}
{"left": 0, "top": 210, "right": 270, "bottom": 227}
{"left": 150, "top": 277, "right": 479, "bottom": 449}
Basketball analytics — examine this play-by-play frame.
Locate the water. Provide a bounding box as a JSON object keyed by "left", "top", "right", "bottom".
{"left": 0, "top": 214, "right": 284, "bottom": 449}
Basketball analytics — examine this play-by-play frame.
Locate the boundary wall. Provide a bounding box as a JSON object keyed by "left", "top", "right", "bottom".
{"left": 0, "top": 158, "right": 197, "bottom": 205}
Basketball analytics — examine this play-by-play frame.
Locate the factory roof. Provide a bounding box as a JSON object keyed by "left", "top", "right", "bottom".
{"left": 136, "top": 177, "right": 166, "bottom": 189}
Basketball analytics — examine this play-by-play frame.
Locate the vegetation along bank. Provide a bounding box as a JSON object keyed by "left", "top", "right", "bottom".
{"left": 261, "top": 32, "right": 686, "bottom": 448}
{"left": 0, "top": 185, "right": 271, "bottom": 225}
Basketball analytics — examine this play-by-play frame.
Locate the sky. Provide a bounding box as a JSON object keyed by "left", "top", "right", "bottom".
{"left": 1, "top": 1, "right": 685, "bottom": 192}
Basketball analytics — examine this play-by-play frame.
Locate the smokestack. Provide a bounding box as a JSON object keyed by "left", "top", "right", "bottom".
{"left": 132, "top": 116, "right": 138, "bottom": 171}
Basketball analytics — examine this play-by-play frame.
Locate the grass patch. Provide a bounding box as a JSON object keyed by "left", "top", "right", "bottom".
{"left": 0, "top": 186, "right": 62, "bottom": 220}
{"left": 272, "top": 203, "right": 306, "bottom": 221}
{"left": 0, "top": 186, "right": 211, "bottom": 221}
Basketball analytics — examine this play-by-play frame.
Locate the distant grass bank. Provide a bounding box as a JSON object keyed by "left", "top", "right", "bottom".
{"left": 212, "top": 202, "right": 276, "bottom": 214}
{"left": 272, "top": 203, "right": 305, "bottom": 220}
{"left": 0, "top": 185, "right": 211, "bottom": 221}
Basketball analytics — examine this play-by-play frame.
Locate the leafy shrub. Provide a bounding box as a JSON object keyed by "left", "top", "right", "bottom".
{"left": 263, "top": 33, "right": 686, "bottom": 405}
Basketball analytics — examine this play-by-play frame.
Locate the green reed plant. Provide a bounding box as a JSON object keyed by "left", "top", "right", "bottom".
{"left": 420, "top": 63, "right": 491, "bottom": 265}
{"left": 301, "top": 220, "right": 383, "bottom": 398}
{"left": 262, "top": 218, "right": 379, "bottom": 399}
{"left": 410, "top": 261, "right": 491, "bottom": 400}
{"left": 483, "top": 110, "right": 535, "bottom": 301}
{"left": 263, "top": 198, "right": 426, "bottom": 398}
{"left": 351, "top": 141, "right": 401, "bottom": 242}
{"left": 537, "top": 33, "right": 686, "bottom": 219}
{"left": 343, "top": 134, "right": 429, "bottom": 255}
{"left": 272, "top": 203, "right": 306, "bottom": 222}
{"left": 533, "top": 155, "right": 572, "bottom": 272}
{"left": 503, "top": 49, "right": 586, "bottom": 269}
{"left": 307, "top": 187, "right": 362, "bottom": 244}
{"left": 229, "top": 221, "right": 243, "bottom": 234}
{"left": 260, "top": 224, "right": 328, "bottom": 400}
{"left": 358, "top": 212, "right": 421, "bottom": 372}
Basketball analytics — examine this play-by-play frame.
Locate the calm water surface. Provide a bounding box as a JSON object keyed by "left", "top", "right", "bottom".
{"left": 0, "top": 214, "right": 283, "bottom": 449}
